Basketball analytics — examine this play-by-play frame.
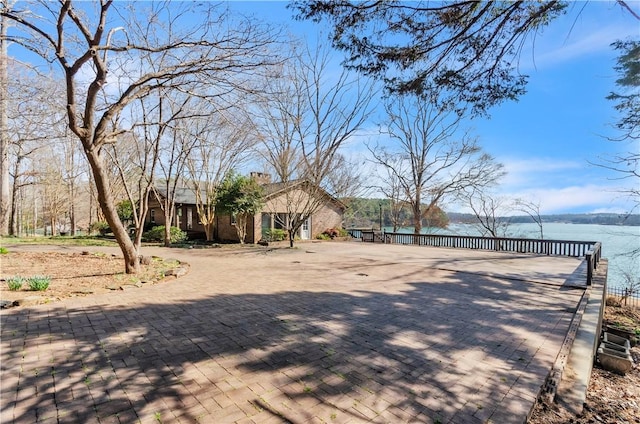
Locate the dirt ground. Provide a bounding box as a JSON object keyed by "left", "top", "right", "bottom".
{"left": 529, "top": 305, "right": 640, "bottom": 424}
{"left": 1, "top": 249, "right": 638, "bottom": 423}
{"left": 0, "top": 250, "right": 183, "bottom": 306}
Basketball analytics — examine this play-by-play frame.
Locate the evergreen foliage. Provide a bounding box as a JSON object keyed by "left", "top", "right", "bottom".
{"left": 216, "top": 172, "right": 265, "bottom": 243}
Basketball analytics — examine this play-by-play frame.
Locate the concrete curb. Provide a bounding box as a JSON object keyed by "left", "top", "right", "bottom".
{"left": 555, "top": 259, "right": 608, "bottom": 414}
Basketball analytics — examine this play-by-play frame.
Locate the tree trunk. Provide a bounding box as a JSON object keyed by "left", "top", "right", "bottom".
{"left": 204, "top": 223, "right": 213, "bottom": 241}
{"left": 85, "top": 149, "right": 140, "bottom": 274}
{"left": 412, "top": 203, "right": 422, "bottom": 235}
{"left": 164, "top": 222, "right": 171, "bottom": 247}
{"left": 9, "top": 179, "right": 17, "bottom": 235}
{"left": 236, "top": 213, "right": 249, "bottom": 244}
{"left": 69, "top": 181, "right": 76, "bottom": 236}
{"left": 0, "top": 11, "right": 10, "bottom": 236}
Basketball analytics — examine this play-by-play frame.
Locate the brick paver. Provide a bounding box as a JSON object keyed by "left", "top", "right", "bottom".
{"left": 1, "top": 242, "right": 586, "bottom": 423}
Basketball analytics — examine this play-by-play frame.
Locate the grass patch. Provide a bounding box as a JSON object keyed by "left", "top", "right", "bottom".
{"left": 6, "top": 276, "right": 25, "bottom": 291}
{"left": 28, "top": 276, "right": 51, "bottom": 291}
{"left": 0, "top": 236, "right": 119, "bottom": 247}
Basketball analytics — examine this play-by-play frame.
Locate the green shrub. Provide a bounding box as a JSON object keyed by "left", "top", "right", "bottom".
{"left": 321, "top": 228, "right": 349, "bottom": 239}
{"left": 263, "top": 228, "right": 286, "bottom": 242}
{"left": 28, "top": 276, "right": 50, "bottom": 291}
{"left": 316, "top": 233, "right": 331, "bottom": 241}
{"left": 142, "top": 226, "right": 187, "bottom": 244}
{"left": 0, "top": 247, "right": 8, "bottom": 254}
{"left": 7, "top": 276, "right": 24, "bottom": 291}
{"left": 90, "top": 221, "right": 111, "bottom": 236}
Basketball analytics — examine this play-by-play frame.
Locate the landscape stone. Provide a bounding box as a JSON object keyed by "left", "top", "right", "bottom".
{"left": 597, "top": 345, "right": 634, "bottom": 375}
{"left": 13, "top": 296, "right": 43, "bottom": 307}
{"left": 165, "top": 266, "right": 188, "bottom": 278}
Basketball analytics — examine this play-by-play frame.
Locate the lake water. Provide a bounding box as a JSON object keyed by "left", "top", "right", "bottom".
{"left": 387, "top": 223, "right": 640, "bottom": 289}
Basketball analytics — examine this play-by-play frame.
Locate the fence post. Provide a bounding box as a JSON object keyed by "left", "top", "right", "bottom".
{"left": 586, "top": 251, "right": 593, "bottom": 286}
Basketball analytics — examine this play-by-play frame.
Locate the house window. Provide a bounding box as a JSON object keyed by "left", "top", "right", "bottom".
{"left": 150, "top": 209, "right": 155, "bottom": 223}
{"left": 186, "top": 207, "right": 193, "bottom": 230}
{"left": 261, "top": 213, "right": 271, "bottom": 231}
{"left": 274, "top": 213, "right": 287, "bottom": 230}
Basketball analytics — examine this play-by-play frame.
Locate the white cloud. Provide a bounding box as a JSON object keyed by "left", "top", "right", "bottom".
{"left": 499, "top": 157, "right": 584, "bottom": 189}
{"left": 474, "top": 156, "right": 638, "bottom": 214}
{"left": 510, "top": 185, "right": 628, "bottom": 214}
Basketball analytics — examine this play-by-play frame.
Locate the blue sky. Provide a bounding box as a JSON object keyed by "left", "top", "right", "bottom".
{"left": 231, "top": 1, "right": 639, "bottom": 214}
{"left": 7, "top": 1, "right": 638, "bottom": 214}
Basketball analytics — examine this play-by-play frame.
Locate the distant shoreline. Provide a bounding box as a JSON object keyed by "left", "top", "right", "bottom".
{"left": 447, "top": 213, "right": 640, "bottom": 227}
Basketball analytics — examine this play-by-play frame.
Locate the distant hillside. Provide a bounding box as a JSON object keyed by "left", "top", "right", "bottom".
{"left": 447, "top": 212, "right": 640, "bottom": 226}
{"left": 340, "top": 198, "right": 640, "bottom": 228}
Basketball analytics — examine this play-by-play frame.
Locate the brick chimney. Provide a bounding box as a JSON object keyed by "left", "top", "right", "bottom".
{"left": 249, "top": 172, "right": 272, "bottom": 185}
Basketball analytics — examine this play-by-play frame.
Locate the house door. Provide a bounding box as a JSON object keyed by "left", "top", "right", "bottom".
{"left": 300, "top": 217, "right": 311, "bottom": 240}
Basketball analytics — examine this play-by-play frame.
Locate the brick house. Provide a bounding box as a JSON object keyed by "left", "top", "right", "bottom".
{"left": 146, "top": 173, "right": 345, "bottom": 243}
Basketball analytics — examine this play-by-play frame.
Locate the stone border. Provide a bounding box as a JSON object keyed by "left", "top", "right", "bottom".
{"left": 555, "top": 260, "right": 609, "bottom": 414}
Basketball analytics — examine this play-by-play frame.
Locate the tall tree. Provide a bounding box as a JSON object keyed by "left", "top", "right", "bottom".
{"left": 371, "top": 153, "right": 411, "bottom": 232}
{"left": 370, "top": 94, "right": 504, "bottom": 235}
{"left": 2, "top": 1, "right": 279, "bottom": 272}
{"left": 186, "top": 104, "right": 256, "bottom": 242}
{"left": 291, "top": 1, "right": 567, "bottom": 115}
{"left": 0, "top": 1, "right": 10, "bottom": 235}
{"left": 602, "top": 40, "right": 640, "bottom": 214}
{"left": 5, "top": 65, "right": 55, "bottom": 235}
{"left": 257, "top": 41, "right": 376, "bottom": 246}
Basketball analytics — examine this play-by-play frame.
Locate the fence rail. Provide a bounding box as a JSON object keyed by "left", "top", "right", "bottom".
{"left": 606, "top": 286, "right": 640, "bottom": 308}
{"left": 350, "top": 230, "right": 603, "bottom": 285}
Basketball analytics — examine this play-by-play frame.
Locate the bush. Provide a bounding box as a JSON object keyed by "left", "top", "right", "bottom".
{"left": 0, "top": 247, "right": 8, "bottom": 254}
{"left": 321, "top": 228, "right": 348, "bottom": 239}
{"left": 28, "top": 276, "right": 50, "bottom": 291}
{"left": 142, "top": 225, "right": 187, "bottom": 244}
{"left": 90, "top": 221, "right": 111, "bottom": 236}
{"left": 7, "top": 276, "right": 24, "bottom": 291}
{"left": 262, "top": 228, "right": 286, "bottom": 242}
{"left": 316, "top": 233, "right": 331, "bottom": 241}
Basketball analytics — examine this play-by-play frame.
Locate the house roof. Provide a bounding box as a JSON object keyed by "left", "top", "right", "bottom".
{"left": 262, "top": 180, "right": 346, "bottom": 210}
{"left": 154, "top": 179, "right": 345, "bottom": 210}
{"left": 154, "top": 187, "right": 206, "bottom": 204}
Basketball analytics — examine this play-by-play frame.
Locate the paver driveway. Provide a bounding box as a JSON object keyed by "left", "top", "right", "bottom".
{"left": 0, "top": 242, "right": 586, "bottom": 423}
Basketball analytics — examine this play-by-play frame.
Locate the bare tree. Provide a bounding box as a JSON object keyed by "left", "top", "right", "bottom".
{"left": 514, "top": 198, "right": 544, "bottom": 239}
{"left": 39, "top": 152, "right": 68, "bottom": 236}
{"left": 186, "top": 104, "right": 256, "bottom": 241}
{"left": 0, "top": 1, "right": 11, "bottom": 235}
{"left": 371, "top": 94, "right": 504, "bottom": 235}
{"left": 2, "top": 1, "right": 279, "bottom": 272}
{"left": 371, "top": 152, "right": 410, "bottom": 232}
{"left": 465, "top": 186, "right": 545, "bottom": 240}
{"left": 6, "top": 66, "right": 49, "bottom": 234}
{"left": 324, "top": 153, "right": 370, "bottom": 200}
{"left": 107, "top": 90, "right": 199, "bottom": 250}
{"left": 466, "top": 189, "right": 512, "bottom": 238}
{"left": 154, "top": 116, "right": 198, "bottom": 247}
{"left": 257, "top": 41, "right": 376, "bottom": 246}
